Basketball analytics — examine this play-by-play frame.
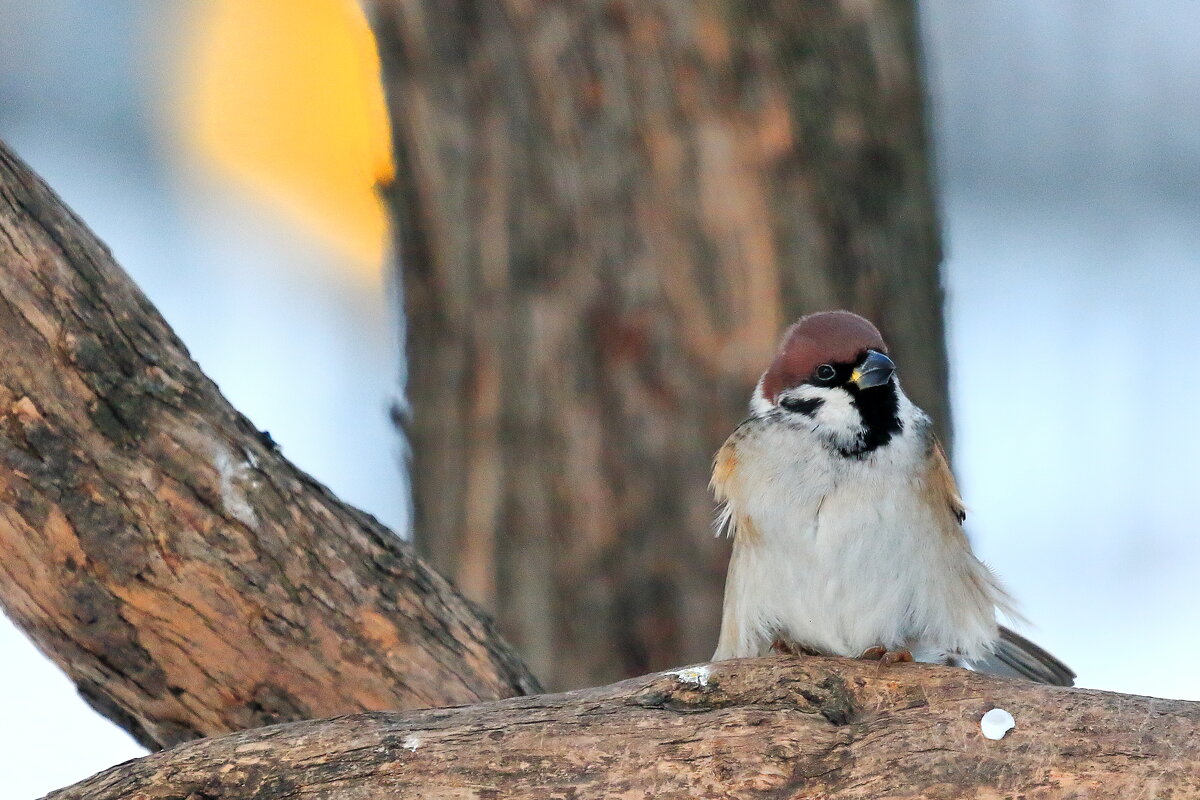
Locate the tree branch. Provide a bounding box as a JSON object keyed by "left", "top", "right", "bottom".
{"left": 0, "top": 140, "right": 540, "bottom": 751}
{"left": 48, "top": 656, "right": 1200, "bottom": 799}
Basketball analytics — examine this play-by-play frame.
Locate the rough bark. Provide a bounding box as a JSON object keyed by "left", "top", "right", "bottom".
{"left": 49, "top": 655, "right": 1200, "bottom": 800}
{"left": 372, "top": 0, "right": 949, "bottom": 689}
{"left": 0, "top": 140, "right": 539, "bottom": 752}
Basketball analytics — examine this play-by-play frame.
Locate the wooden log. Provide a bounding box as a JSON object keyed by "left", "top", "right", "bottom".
{"left": 48, "top": 656, "right": 1200, "bottom": 800}
{"left": 0, "top": 140, "right": 540, "bottom": 751}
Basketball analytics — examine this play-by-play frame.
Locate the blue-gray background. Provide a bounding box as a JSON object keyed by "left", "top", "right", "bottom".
{"left": 2, "top": 1, "right": 1197, "bottom": 795}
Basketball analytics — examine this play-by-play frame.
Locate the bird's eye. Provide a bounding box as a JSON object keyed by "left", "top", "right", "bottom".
{"left": 814, "top": 364, "right": 837, "bottom": 382}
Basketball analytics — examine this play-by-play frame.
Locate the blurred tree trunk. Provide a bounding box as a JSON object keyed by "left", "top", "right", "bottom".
{"left": 371, "top": 0, "right": 948, "bottom": 690}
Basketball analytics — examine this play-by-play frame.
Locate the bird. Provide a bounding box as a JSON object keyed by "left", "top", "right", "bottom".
{"left": 711, "top": 310, "right": 1074, "bottom": 686}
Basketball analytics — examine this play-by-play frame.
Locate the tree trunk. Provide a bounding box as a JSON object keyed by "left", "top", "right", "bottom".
{"left": 0, "top": 140, "right": 539, "bottom": 752}
{"left": 49, "top": 656, "right": 1199, "bottom": 800}
{"left": 372, "top": 0, "right": 949, "bottom": 690}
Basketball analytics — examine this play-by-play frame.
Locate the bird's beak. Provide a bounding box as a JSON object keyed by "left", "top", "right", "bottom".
{"left": 850, "top": 350, "right": 896, "bottom": 389}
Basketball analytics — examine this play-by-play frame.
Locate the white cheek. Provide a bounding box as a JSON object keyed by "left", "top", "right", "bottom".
{"left": 778, "top": 384, "right": 859, "bottom": 430}
{"left": 807, "top": 388, "right": 860, "bottom": 431}
{"left": 770, "top": 384, "right": 866, "bottom": 453}
{"left": 757, "top": 381, "right": 863, "bottom": 431}
{"left": 758, "top": 381, "right": 894, "bottom": 453}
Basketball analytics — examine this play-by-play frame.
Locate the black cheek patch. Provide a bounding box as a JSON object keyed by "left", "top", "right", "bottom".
{"left": 780, "top": 396, "right": 824, "bottom": 417}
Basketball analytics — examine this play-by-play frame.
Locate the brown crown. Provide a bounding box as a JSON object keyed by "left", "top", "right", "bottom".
{"left": 760, "top": 311, "right": 888, "bottom": 402}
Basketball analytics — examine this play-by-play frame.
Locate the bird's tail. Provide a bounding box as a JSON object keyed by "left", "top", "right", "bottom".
{"left": 971, "top": 625, "right": 1076, "bottom": 686}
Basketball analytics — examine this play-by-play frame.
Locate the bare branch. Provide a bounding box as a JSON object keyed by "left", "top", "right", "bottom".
{"left": 0, "top": 140, "right": 540, "bottom": 751}
{"left": 49, "top": 656, "right": 1200, "bottom": 800}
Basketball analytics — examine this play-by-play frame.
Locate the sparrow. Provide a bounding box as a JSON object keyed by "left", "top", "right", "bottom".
{"left": 711, "top": 310, "right": 1074, "bottom": 685}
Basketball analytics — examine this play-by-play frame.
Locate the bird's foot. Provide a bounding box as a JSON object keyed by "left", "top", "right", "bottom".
{"left": 771, "top": 638, "right": 798, "bottom": 656}
{"left": 878, "top": 648, "right": 914, "bottom": 668}
{"left": 773, "top": 639, "right": 823, "bottom": 657}
{"left": 858, "top": 646, "right": 914, "bottom": 670}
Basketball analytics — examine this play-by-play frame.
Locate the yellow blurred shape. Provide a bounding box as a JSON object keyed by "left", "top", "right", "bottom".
{"left": 183, "top": 0, "right": 393, "bottom": 274}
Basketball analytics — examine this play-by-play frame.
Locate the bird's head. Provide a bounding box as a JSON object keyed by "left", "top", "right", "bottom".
{"left": 754, "top": 310, "right": 903, "bottom": 456}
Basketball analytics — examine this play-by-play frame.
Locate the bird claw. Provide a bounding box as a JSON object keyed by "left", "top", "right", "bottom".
{"left": 858, "top": 646, "right": 913, "bottom": 670}
{"left": 771, "top": 638, "right": 799, "bottom": 656}
{"left": 878, "top": 648, "right": 914, "bottom": 668}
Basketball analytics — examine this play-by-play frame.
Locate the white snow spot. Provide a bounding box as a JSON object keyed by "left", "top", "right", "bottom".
{"left": 242, "top": 446, "right": 261, "bottom": 469}
{"left": 672, "top": 665, "right": 711, "bottom": 688}
{"left": 980, "top": 707, "right": 1016, "bottom": 740}
{"left": 402, "top": 735, "right": 421, "bottom": 752}
{"left": 213, "top": 447, "right": 259, "bottom": 529}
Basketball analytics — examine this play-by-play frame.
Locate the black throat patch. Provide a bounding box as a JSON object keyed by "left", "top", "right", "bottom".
{"left": 840, "top": 381, "right": 902, "bottom": 457}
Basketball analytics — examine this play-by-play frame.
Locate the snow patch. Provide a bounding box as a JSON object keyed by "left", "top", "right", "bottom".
{"left": 672, "top": 665, "right": 711, "bottom": 688}
{"left": 213, "top": 446, "right": 259, "bottom": 529}
{"left": 980, "top": 707, "right": 1015, "bottom": 740}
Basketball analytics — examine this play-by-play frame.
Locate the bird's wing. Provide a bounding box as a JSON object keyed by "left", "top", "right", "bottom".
{"left": 922, "top": 438, "right": 1075, "bottom": 686}
{"left": 974, "top": 625, "right": 1077, "bottom": 686}
{"left": 711, "top": 424, "right": 761, "bottom": 540}
{"left": 922, "top": 438, "right": 967, "bottom": 529}
{"left": 710, "top": 425, "right": 774, "bottom": 658}
{"left": 711, "top": 437, "right": 738, "bottom": 539}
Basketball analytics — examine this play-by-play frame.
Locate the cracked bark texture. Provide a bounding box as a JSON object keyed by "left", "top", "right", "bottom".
{"left": 48, "top": 656, "right": 1200, "bottom": 800}
{"left": 0, "top": 140, "right": 540, "bottom": 752}
{"left": 370, "top": 0, "right": 949, "bottom": 690}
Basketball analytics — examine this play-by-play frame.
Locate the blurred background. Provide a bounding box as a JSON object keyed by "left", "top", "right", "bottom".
{"left": 1, "top": 0, "right": 1198, "bottom": 795}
